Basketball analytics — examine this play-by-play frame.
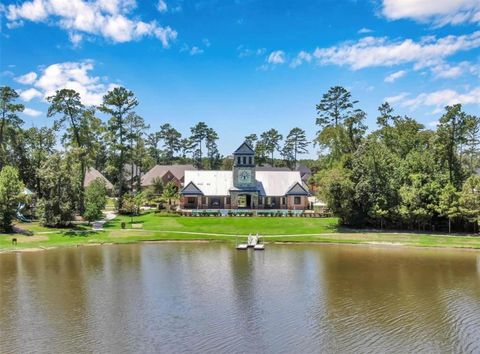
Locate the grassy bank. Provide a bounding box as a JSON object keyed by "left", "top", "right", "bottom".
{"left": 1, "top": 212, "right": 480, "bottom": 252}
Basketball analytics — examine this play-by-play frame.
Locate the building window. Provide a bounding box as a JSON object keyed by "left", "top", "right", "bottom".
{"left": 211, "top": 197, "right": 220, "bottom": 207}
{"left": 226, "top": 196, "right": 231, "bottom": 205}
{"left": 187, "top": 197, "right": 196, "bottom": 204}
{"left": 259, "top": 197, "right": 263, "bottom": 205}
{"left": 281, "top": 197, "right": 286, "bottom": 205}
{"left": 294, "top": 196, "right": 302, "bottom": 205}
{"left": 237, "top": 156, "right": 241, "bottom": 165}
{"left": 242, "top": 156, "right": 246, "bottom": 164}
{"left": 267, "top": 197, "right": 275, "bottom": 207}
{"left": 248, "top": 156, "right": 252, "bottom": 165}
{"left": 202, "top": 196, "right": 207, "bottom": 205}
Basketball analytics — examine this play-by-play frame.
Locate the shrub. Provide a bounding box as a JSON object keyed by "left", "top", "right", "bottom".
{"left": 83, "top": 178, "right": 107, "bottom": 223}
{"left": 0, "top": 166, "right": 24, "bottom": 232}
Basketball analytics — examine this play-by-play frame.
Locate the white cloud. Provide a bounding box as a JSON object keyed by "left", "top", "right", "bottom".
{"left": 382, "top": 0, "right": 480, "bottom": 26}
{"left": 384, "top": 69, "right": 407, "bottom": 82}
{"left": 385, "top": 88, "right": 480, "bottom": 110}
{"left": 290, "top": 51, "right": 312, "bottom": 68}
{"left": 189, "top": 46, "right": 203, "bottom": 55}
{"left": 237, "top": 46, "right": 266, "bottom": 58}
{"left": 311, "top": 31, "right": 480, "bottom": 70}
{"left": 23, "top": 108, "right": 42, "bottom": 117}
{"left": 19, "top": 88, "right": 42, "bottom": 101}
{"left": 69, "top": 32, "right": 83, "bottom": 47}
{"left": 358, "top": 27, "right": 373, "bottom": 34}
{"left": 384, "top": 92, "right": 410, "bottom": 104}
{"left": 202, "top": 38, "right": 211, "bottom": 47}
{"left": 17, "top": 60, "right": 117, "bottom": 106}
{"left": 1, "top": 70, "right": 15, "bottom": 77}
{"left": 15, "top": 71, "right": 38, "bottom": 84}
{"left": 267, "top": 50, "right": 286, "bottom": 64}
{"left": 6, "top": 0, "right": 177, "bottom": 46}
{"left": 157, "top": 0, "right": 167, "bottom": 13}
{"left": 402, "top": 87, "right": 480, "bottom": 108}
{"left": 430, "top": 61, "right": 480, "bottom": 79}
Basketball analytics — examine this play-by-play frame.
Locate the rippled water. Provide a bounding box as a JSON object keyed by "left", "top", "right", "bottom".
{"left": 1, "top": 243, "right": 480, "bottom": 353}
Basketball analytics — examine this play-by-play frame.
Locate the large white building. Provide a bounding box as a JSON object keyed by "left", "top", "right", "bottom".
{"left": 180, "top": 142, "right": 310, "bottom": 210}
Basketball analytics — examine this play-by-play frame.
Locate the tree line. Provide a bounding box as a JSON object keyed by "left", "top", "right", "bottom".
{"left": 2, "top": 83, "right": 478, "bottom": 234}
{"left": 0, "top": 85, "right": 310, "bottom": 231}
{"left": 315, "top": 86, "right": 480, "bottom": 233}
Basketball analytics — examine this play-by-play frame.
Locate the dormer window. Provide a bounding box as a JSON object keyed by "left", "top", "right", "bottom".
{"left": 249, "top": 157, "right": 252, "bottom": 165}
{"left": 242, "top": 156, "right": 246, "bottom": 164}
{"left": 237, "top": 156, "right": 241, "bottom": 165}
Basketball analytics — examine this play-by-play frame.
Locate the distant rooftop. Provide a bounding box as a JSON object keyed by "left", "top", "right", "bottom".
{"left": 84, "top": 167, "right": 114, "bottom": 190}
{"left": 141, "top": 164, "right": 196, "bottom": 186}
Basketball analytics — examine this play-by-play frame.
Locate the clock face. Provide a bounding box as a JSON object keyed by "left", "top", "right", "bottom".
{"left": 238, "top": 169, "right": 252, "bottom": 183}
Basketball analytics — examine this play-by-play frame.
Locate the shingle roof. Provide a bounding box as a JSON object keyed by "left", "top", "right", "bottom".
{"left": 181, "top": 181, "right": 204, "bottom": 195}
{"left": 233, "top": 142, "right": 255, "bottom": 155}
{"left": 296, "top": 164, "right": 311, "bottom": 175}
{"left": 84, "top": 167, "right": 114, "bottom": 190}
{"left": 141, "top": 164, "right": 196, "bottom": 187}
{"left": 182, "top": 170, "right": 304, "bottom": 196}
{"left": 286, "top": 182, "right": 310, "bottom": 196}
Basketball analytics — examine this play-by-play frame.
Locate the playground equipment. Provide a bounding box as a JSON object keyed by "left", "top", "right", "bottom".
{"left": 16, "top": 204, "right": 31, "bottom": 223}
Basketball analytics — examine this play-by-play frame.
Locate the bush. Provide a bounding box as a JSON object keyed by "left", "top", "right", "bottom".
{"left": 83, "top": 178, "right": 107, "bottom": 223}
{"left": 0, "top": 166, "right": 24, "bottom": 232}
{"left": 154, "top": 210, "right": 180, "bottom": 217}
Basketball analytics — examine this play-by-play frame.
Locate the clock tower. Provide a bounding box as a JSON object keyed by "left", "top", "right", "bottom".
{"left": 232, "top": 142, "right": 256, "bottom": 189}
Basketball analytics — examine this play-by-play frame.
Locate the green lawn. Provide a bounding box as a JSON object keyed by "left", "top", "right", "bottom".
{"left": 105, "top": 212, "right": 339, "bottom": 235}
{"left": 1, "top": 212, "right": 480, "bottom": 252}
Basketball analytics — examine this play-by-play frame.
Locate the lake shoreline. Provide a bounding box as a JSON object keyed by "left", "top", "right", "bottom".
{"left": 2, "top": 236, "right": 480, "bottom": 255}
{"left": 2, "top": 215, "right": 480, "bottom": 254}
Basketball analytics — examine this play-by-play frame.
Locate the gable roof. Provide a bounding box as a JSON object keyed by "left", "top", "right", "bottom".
{"left": 182, "top": 170, "right": 305, "bottom": 197}
{"left": 255, "top": 171, "right": 304, "bottom": 196}
{"left": 286, "top": 182, "right": 310, "bottom": 196}
{"left": 182, "top": 171, "right": 233, "bottom": 196}
{"left": 296, "top": 164, "right": 311, "bottom": 175}
{"left": 181, "top": 181, "right": 204, "bottom": 195}
{"left": 84, "top": 167, "right": 114, "bottom": 190}
{"left": 141, "top": 164, "right": 196, "bottom": 186}
{"left": 233, "top": 142, "right": 255, "bottom": 155}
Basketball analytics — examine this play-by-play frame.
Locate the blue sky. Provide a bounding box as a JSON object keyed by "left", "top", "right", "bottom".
{"left": 1, "top": 0, "right": 479, "bottom": 157}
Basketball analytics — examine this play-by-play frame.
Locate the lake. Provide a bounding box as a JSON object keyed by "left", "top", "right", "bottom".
{"left": 1, "top": 243, "right": 480, "bottom": 353}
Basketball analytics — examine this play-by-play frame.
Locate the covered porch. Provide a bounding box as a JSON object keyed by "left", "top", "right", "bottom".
{"left": 180, "top": 195, "right": 232, "bottom": 209}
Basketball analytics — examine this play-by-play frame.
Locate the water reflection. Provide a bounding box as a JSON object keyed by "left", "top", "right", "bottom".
{"left": 1, "top": 244, "right": 480, "bottom": 353}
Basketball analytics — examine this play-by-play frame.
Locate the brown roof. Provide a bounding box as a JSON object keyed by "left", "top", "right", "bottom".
{"left": 141, "top": 164, "right": 196, "bottom": 187}
{"left": 84, "top": 167, "right": 114, "bottom": 190}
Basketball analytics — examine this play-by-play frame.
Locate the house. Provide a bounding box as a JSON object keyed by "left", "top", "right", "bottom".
{"left": 180, "top": 143, "right": 310, "bottom": 210}
{"left": 84, "top": 167, "right": 114, "bottom": 190}
{"left": 296, "top": 164, "right": 312, "bottom": 184}
{"left": 141, "top": 164, "right": 196, "bottom": 189}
